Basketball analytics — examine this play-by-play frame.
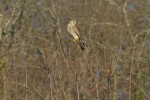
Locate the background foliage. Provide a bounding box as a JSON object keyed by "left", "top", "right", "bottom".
{"left": 0, "top": 0, "right": 150, "bottom": 100}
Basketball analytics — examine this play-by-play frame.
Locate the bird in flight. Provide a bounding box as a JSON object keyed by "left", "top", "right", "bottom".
{"left": 67, "top": 20, "right": 85, "bottom": 50}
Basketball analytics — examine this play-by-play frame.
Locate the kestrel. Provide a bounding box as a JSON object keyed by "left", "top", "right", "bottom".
{"left": 67, "top": 20, "right": 85, "bottom": 50}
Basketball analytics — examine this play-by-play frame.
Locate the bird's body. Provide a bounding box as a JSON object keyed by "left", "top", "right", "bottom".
{"left": 67, "top": 26, "right": 79, "bottom": 40}
{"left": 67, "top": 20, "right": 85, "bottom": 50}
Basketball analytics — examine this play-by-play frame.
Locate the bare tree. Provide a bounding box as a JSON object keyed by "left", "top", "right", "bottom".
{"left": 0, "top": 0, "right": 150, "bottom": 100}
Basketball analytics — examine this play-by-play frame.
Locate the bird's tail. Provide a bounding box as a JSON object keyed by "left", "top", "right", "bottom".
{"left": 78, "top": 38, "right": 85, "bottom": 50}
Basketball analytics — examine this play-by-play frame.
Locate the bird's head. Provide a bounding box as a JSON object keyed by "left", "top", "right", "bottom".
{"left": 69, "top": 20, "right": 76, "bottom": 26}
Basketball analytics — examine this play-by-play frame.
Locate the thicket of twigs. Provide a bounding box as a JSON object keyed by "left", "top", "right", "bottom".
{"left": 0, "top": 0, "right": 150, "bottom": 100}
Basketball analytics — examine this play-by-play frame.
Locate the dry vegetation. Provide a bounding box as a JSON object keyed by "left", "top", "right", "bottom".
{"left": 0, "top": 0, "right": 150, "bottom": 100}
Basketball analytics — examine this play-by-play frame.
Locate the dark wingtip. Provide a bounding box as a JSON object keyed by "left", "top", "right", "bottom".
{"left": 77, "top": 38, "right": 86, "bottom": 50}
{"left": 79, "top": 39, "right": 85, "bottom": 50}
{"left": 80, "top": 46, "right": 85, "bottom": 50}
